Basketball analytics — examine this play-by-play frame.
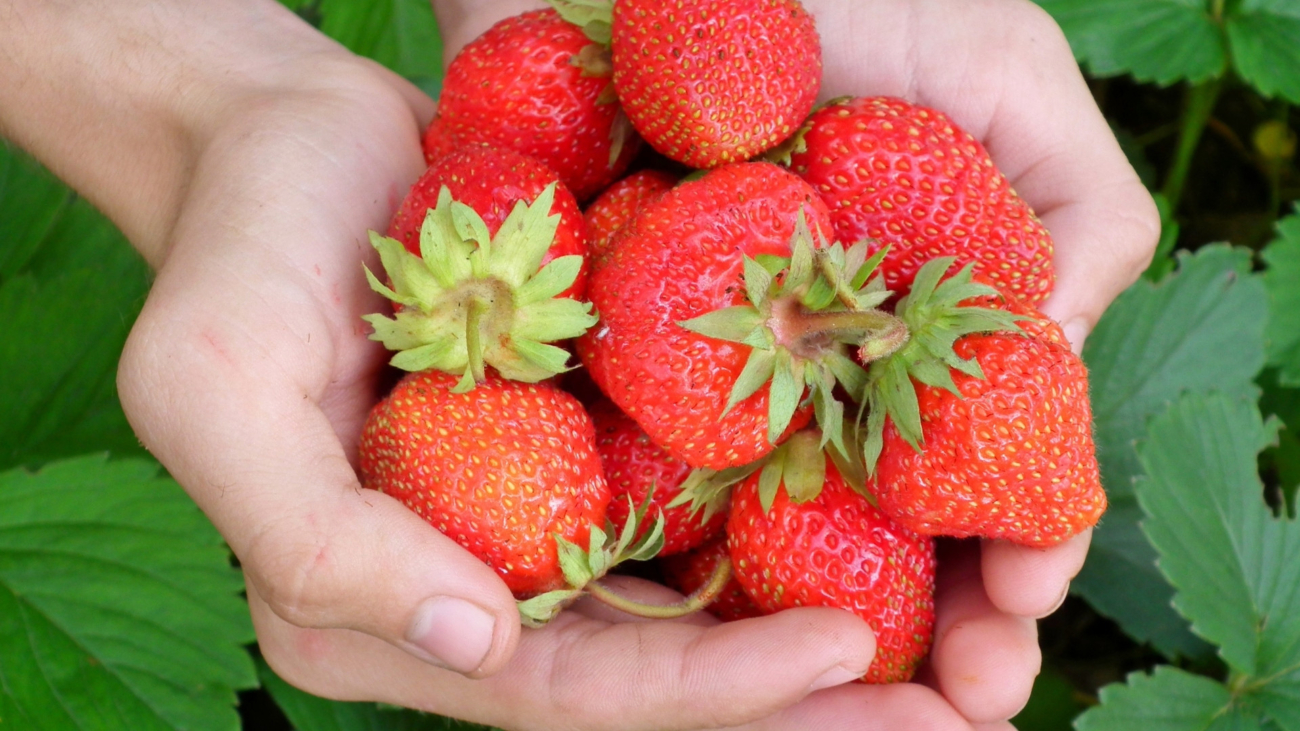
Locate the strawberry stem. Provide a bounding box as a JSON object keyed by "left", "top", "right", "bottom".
{"left": 769, "top": 299, "right": 909, "bottom": 363}
{"left": 585, "top": 556, "right": 734, "bottom": 619}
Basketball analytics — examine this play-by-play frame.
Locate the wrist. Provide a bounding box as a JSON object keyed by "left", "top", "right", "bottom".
{"left": 0, "top": 0, "right": 357, "bottom": 267}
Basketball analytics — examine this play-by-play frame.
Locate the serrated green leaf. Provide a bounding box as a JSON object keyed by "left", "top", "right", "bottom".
{"left": 258, "top": 658, "right": 498, "bottom": 731}
{"left": 1074, "top": 245, "right": 1266, "bottom": 659}
{"left": 1034, "top": 0, "right": 1226, "bottom": 86}
{"left": 0, "top": 457, "right": 256, "bottom": 730}
{"left": 1136, "top": 394, "right": 1300, "bottom": 728}
{"left": 1075, "top": 666, "right": 1255, "bottom": 731}
{"left": 0, "top": 191, "right": 152, "bottom": 470}
{"left": 1263, "top": 211, "right": 1300, "bottom": 384}
{"left": 1227, "top": 1, "right": 1300, "bottom": 104}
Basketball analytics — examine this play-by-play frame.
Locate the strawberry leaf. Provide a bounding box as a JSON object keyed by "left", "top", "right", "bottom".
{"left": 1263, "top": 210, "right": 1300, "bottom": 385}
{"left": 1132, "top": 393, "right": 1300, "bottom": 729}
{"left": 1075, "top": 245, "right": 1267, "bottom": 659}
{"left": 0, "top": 457, "right": 255, "bottom": 729}
{"left": 1074, "top": 666, "right": 1255, "bottom": 731}
{"left": 1226, "top": 0, "right": 1300, "bottom": 104}
{"left": 1033, "top": 0, "right": 1225, "bottom": 86}
{"left": 0, "top": 145, "right": 152, "bottom": 471}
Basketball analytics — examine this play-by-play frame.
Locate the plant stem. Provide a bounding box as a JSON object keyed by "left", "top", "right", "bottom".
{"left": 585, "top": 556, "right": 733, "bottom": 619}
{"left": 1161, "top": 78, "right": 1223, "bottom": 213}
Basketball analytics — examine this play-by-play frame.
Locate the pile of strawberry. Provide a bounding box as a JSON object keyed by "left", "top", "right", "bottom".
{"left": 357, "top": 0, "right": 1104, "bottom": 685}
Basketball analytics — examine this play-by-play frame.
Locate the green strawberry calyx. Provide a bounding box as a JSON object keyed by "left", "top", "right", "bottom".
{"left": 517, "top": 490, "right": 667, "bottom": 627}
{"left": 677, "top": 211, "right": 908, "bottom": 459}
{"left": 548, "top": 0, "right": 614, "bottom": 45}
{"left": 751, "top": 428, "right": 874, "bottom": 513}
{"left": 858, "top": 257, "right": 1026, "bottom": 472}
{"left": 363, "top": 183, "right": 597, "bottom": 393}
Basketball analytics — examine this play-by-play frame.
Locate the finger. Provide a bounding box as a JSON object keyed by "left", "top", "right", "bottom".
{"left": 928, "top": 541, "right": 1039, "bottom": 724}
{"left": 743, "top": 682, "right": 976, "bottom": 731}
{"left": 954, "top": 2, "right": 1160, "bottom": 347}
{"left": 569, "top": 574, "right": 721, "bottom": 626}
{"left": 982, "top": 528, "right": 1091, "bottom": 618}
{"left": 116, "top": 98, "right": 523, "bottom": 675}
{"left": 255, "top": 595, "right": 878, "bottom": 731}
{"left": 121, "top": 310, "right": 522, "bottom": 674}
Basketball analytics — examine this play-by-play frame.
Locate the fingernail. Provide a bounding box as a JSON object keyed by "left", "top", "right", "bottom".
{"left": 1062, "top": 318, "right": 1091, "bottom": 355}
{"left": 1039, "top": 581, "right": 1071, "bottom": 619}
{"left": 808, "top": 664, "right": 864, "bottom": 692}
{"left": 405, "top": 596, "right": 496, "bottom": 674}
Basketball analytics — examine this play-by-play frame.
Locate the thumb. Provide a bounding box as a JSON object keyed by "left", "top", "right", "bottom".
{"left": 241, "top": 481, "right": 523, "bottom": 677}
{"left": 119, "top": 302, "right": 521, "bottom": 677}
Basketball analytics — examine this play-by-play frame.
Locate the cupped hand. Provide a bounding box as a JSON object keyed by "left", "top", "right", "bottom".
{"left": 111, "top": 5, "right": 959, "bottom": 730}
{"left": 799, "top": 0, "right": 1160, "bottom": 722}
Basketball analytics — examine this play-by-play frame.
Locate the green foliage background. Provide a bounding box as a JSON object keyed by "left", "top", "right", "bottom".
{"left": 1, "top": 0, "right": 1299, "bottom": 729}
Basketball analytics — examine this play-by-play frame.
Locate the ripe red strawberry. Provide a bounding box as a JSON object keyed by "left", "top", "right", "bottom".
{"left": 604, "top": 0, "right": 822, "bottom": 167}
{"left": 785, "top": 97, "right": 1054, "bottom": 305}
{"left": 359, "top": 370, "right": 611, "bottom": 597}
{"left": 387, "top": 145, "right": 589, "bottom": 301}
{"left": 661, "top": 534, "right": 764, "bottom": 622}
{"left": 590, "top": 399, "right": 726, "bottom": 555}
{"left": 583, "top": 169, "right": 677, "bottom": 261}
{"left": 427, "top": 9, "right": 640, "bottom": 201}
{"left": 727, "top": 439, "right": 936, "bottom": 684}
{"left": 366, "top": 145, "right": 598, "bottom": 390}
{"left": 577, "top": 163, "right": 834, "bottom": 470}
{"left": 860, "top": 260, "right": 1103, "bottom": 547}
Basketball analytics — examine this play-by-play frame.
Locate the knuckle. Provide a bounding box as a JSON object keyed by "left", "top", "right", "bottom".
{"left": 244, "top": 517, "right": 346, "bottom": 630}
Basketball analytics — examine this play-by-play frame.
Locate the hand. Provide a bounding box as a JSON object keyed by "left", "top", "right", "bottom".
{"left": 79, "top": 2, "right": 962, "bottom": 729}
{"left": 798, "top": 0, "right": 1160, "bottom": 723}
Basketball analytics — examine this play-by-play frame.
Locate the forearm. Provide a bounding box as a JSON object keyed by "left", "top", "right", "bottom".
{"left": 0, "top": 0, "right": 338, "bottom": 266}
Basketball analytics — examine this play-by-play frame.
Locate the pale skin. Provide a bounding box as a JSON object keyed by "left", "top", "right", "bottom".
{"left": 0, "top": 0, "right": 1157, "bottom": 729}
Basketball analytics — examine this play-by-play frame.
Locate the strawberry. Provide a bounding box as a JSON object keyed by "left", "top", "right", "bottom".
{"left": 365, "top": 145, "right": 597, "bottom": 391}
{"left": 590, "top": 399, "right": 726, "bottom": 555}
{"left": 359, "top": 370, "right": 610, "bottom": 597}
{"left": 583, "top": 169, "right": 677, "bottom": 261}
{"left": 661, "top": 534, "right": 764, "bottom": 622}
{"left": 578, "top": 162, "right": 904, "bottom": 470}
{"left": 860, "top": 259, "right": 1103, "bottom": 547}
{"left": 550, "top": 0, "right": 821, "bottom": 168}
{"left": 387, "top": 145, "right": 589, "bottom": 300}
{"left": 427, "top": 9, "right": 640, "bottom": 201}
{"left": 726, "top": 433, "right": 936, "bottom": 684}
{"left": 783, "top": 97, "right": 1054, "bottom": 305}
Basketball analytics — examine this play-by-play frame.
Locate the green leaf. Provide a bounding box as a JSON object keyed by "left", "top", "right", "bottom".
{"left": 1136, "top": 394, "right": 1300, "bottom": 728}
{"left": 317, "top": 0, "right": 443, "bottom": 91}
{"left": 259, "top": 658, "right": 500, "bottom": 731}
{"left": 1226, "top": 0, "right": 1300, "bottom": 104}
{"left": 0, "top": 457, "right": 256, "bottom": 730}
{"left": 1263, "top": 211, "right": 1300, "bottom": 384}
{"left": 0, "top": 149, "right": 153, "bottom": 471}
{"left": 1074, "top": 245, "right": 1266, "bottom": 658}
{"left": 1010, "top": 666, "right": 1084, "bottom": 731}
{"left": 0, "top": 144, "right": 74, "bottom": 280}
{"left": 1076, "top": 666, "right": 1257, "bottom": 731}
{"left": 1034, "top": 0, "right": 1225, "bottom": 86}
